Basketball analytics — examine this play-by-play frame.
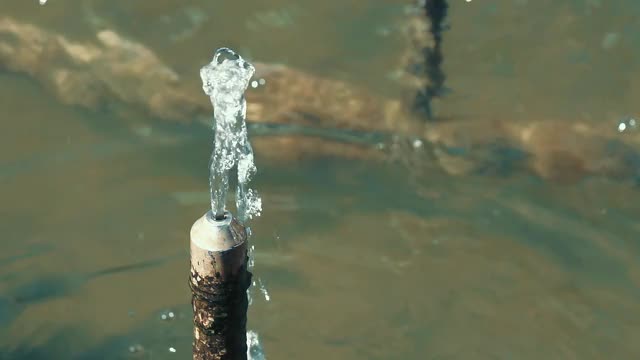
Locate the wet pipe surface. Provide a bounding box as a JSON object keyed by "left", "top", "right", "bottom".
{"left": 191, "top": 272, "right": 251, "bottom": 359}
{"left": 190, "top": 250, "right": 252, "bottom": 359}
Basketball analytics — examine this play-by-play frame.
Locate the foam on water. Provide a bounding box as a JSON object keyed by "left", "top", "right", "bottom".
{"left": 200, "top": 47, "right": 262, "bottom": 223}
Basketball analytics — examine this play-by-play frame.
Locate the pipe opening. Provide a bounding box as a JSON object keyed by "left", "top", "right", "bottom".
{"left": 214, "top": 212, "right": 228, "bottom": 221}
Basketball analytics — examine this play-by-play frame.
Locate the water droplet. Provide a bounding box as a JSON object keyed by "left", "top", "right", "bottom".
{"left": 617, "top": 117, "right": 637, "bottom": 133}
{"left": 128, "top": 344, "right": 144, "bottom": 353}
{"left": 412, "top": 139, "right": 423, "bottom": 149}
{"left": 160, "top": 309, "right": 176, "bottom": 321}
{"left": 133, "top": 126, "right": 152, "bottom": 138}
{"left": 602, "top": 32, "right": 620, "bottom": 50}
{"left": 258, "top": 278, "right": 270, "bottom": 301}
{"left": 248, "top": 244, "right": 256, "bottom": 269}
{"left": 375, "top": 26, "right": 391, "bottom": 37}
{"left": 251, "top": 80, "right": 259, "bottom": 88}
{"left": 169, "top": 347, "right": 177, "bottom": 353}
{"left": 258, "top": 78, "right": 266, "bottom": 86}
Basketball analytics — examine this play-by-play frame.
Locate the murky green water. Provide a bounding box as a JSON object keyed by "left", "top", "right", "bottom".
{"left": 2, "top": 0, "right": 640, "bottom": 359}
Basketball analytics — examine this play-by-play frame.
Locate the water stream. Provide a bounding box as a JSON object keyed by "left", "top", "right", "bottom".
{"left": 200, "top": 47, "right": 262, "bottom": 223}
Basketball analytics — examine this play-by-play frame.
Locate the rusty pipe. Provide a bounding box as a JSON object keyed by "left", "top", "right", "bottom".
{"left": 189, "top": 210, "right": 251, "bottom": 360}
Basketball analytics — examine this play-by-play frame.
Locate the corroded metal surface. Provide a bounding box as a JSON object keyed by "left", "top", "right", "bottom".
{"left": 190, "top": 211, "right": 251, "bottom": 360}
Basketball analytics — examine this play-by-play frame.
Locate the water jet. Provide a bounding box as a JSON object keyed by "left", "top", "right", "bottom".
{"left": 189, "top": 48, "right": 261, "bottom": 360}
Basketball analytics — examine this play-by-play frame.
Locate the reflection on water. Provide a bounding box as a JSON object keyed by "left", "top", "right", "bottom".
{"left": 1, "top": 0, "right": 640, "bottom": 359}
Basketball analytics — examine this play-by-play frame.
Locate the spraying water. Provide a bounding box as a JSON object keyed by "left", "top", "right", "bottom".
{"left": 200, "top": 47, "right": 262, "bottom": 223}
{"left": 200, "top": 47, "right": 267, "bottom": 359}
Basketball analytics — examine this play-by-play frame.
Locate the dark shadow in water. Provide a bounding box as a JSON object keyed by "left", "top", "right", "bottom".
{"left": 0, "top": 252, "right": 184, "bottom": 329}
{"left": 476, "top": 191, "right": 640, "bottom": 297}
{"left": 74, "top": 305, "right": 193, "bottom": 360}
{"left": 0, "top": 245, "right": 54, "bottom": 270}
{"left": 1, "top": 305, "right": 192, "bottom": 360}
{"left": 0, "top": 329, "right": 86, "bottom": 360}
{"left": 469, "top": 142, "right": 531, "bottom": 177}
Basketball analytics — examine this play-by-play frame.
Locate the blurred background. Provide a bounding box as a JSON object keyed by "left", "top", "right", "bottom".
{"left": 1, "top": 0, "right": 640, "bottom": 359}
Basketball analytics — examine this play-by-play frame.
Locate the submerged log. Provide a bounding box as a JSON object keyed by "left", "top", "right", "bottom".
{"left": 1, "top": 16, "right": 639, "bottom": 185}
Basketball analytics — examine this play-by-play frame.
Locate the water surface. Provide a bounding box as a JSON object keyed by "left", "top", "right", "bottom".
{"left": 1, "top": 1, "right": 640, "bottom": 359}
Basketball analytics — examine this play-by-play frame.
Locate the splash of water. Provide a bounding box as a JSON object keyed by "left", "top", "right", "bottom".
{"left": 200, "top": 47, "right": 262, "bottom": 223}
{"left": 247, "top": 330, "right": 266, "bottom": 360}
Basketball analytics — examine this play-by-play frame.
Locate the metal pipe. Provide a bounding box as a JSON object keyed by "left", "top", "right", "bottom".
{"left": 189, "top": 210, "right": 251, "bottom": 360}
